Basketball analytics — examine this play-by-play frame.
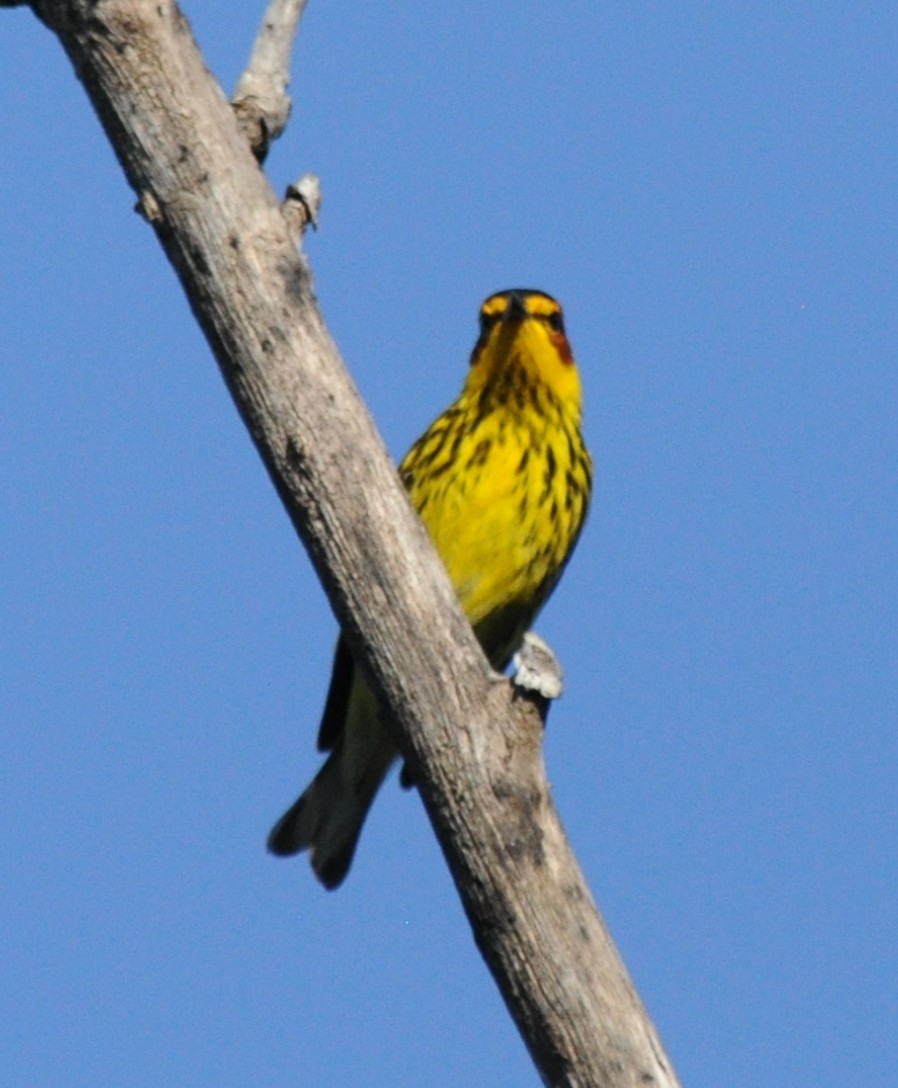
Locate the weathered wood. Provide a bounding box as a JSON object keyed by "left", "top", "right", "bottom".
{"left": 22, "top": 3, "right": 682, "bottom": 1084}
{"left": 232, "top": 0, "right": 309, "bottom": 159}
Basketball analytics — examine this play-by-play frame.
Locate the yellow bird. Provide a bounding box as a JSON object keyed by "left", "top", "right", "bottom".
{"left": 268, "top": 289, "right": 592, "bottom": 887}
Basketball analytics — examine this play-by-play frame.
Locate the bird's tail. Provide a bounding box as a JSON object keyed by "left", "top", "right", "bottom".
{"left": 267, "top": 702, "right": 396, "bottom": 889}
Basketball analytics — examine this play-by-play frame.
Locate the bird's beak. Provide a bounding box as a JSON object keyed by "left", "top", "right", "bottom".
{"left": 504, "top": 292, "right": 528, "bottom": 322}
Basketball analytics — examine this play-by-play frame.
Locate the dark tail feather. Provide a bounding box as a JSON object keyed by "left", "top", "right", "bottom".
{"left": 267, "top": 727, "right": 396, "bottom": 889}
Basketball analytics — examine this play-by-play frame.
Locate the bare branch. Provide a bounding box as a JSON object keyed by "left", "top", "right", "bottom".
{"left": 513, "top": 631, "right": 565, "bottom": 703}
{"left": 21, "top": 2, "right": 682, "bottom": 1085}
{"left": 283, "top": 171, "right": 321, "bottom": 244}
{"left": 233, "top": 0, "right": 309, "bottom": 160}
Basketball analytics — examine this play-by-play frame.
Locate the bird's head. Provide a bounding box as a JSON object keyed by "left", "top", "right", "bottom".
{"left": 467, "top": 289, "right": 581, "bottom": 408}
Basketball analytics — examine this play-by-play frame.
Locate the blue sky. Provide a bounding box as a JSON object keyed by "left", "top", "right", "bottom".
{"left": 2, "top": 3, "right": 896, "bottom": 1085}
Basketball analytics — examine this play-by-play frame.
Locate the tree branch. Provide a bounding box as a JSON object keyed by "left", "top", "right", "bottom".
{"left": 232, "top": 0, "right": 308, "bottom": 160}
{"left": 282, "top": 170, "right": 321, "bottom": 241}
{"left": 21, "top": 2, "right": 682, "bottom": 1085}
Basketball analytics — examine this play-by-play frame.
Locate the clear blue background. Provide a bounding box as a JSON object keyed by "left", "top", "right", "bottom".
{"left": 2, "top": 3, "right": 895, "bottom": 1085}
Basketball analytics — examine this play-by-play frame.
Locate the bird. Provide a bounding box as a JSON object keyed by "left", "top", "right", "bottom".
{"left": 267, "top": 289, "right": 592, "bottom": 888}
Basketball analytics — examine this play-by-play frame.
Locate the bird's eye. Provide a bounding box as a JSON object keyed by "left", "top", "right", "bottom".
{"left": 546, "top": 310, "right": 565, "bottom": 334}
{"left": 479, "top": 311, "right": 501, "bottom": 336}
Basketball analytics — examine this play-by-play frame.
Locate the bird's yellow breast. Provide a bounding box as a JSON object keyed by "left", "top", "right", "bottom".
{"left": 400, "top": 290, "right": 591, "bottom": 667}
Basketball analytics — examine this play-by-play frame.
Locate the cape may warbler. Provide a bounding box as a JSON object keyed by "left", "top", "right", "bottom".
{"left": 268, "top": 289, "right": 592, "bottom": 888}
